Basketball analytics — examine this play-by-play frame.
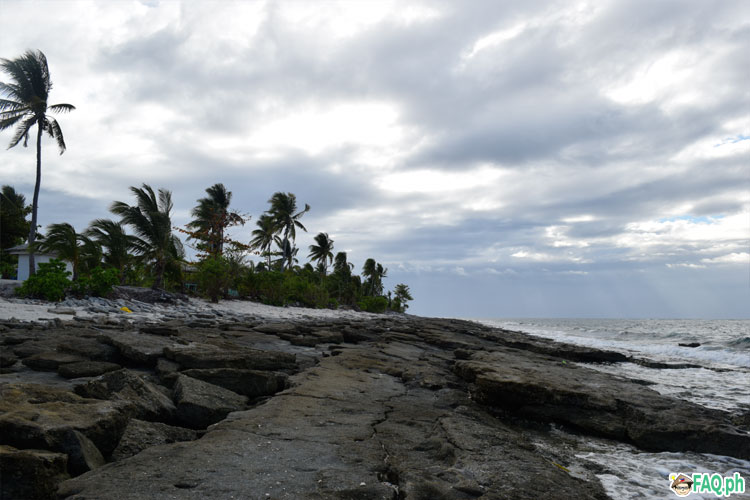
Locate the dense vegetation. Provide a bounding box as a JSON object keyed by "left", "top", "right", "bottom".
{"left": 5, "top": 181, "right": 413, "bottom": 312}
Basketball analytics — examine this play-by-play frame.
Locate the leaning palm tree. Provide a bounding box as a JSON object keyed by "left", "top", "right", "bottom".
{"left": 34, "top": 222, "right": 96, "bottom": 281}
{"left": 187, "top": 183, "right": 243, "bottom": 258}
{"left": 362, "top": 258, "right": 387, "bottom": 296}
{"left": 86, "top": 219, "right": 137, "bottom": 284}
{"left": 0, "top": 50, "right": 75, "bottom": 277}
{"left": 333, "top": 251, "right": 353, "bottom": 276}
{"left": 249, "top": 214, "right": 276, "bottom": 269}
{"left": 110, "top": 184, "right": 183, "bottom": 289}
{"left": 267, "top": 192, "right": 309, "bottom": 270}
{"left": 308, "top": 232, "right": 334, "bottom": 276}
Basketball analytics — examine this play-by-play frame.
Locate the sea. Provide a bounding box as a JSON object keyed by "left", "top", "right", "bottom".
{"left": 476, "top": 318, "right": 750, "bottom": 500}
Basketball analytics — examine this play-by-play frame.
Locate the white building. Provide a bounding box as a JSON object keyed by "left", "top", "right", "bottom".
{"left": 6, "top": 244, "right": 74, "bottom": 281}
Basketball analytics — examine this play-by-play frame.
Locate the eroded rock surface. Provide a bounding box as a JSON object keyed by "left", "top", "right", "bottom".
{"left": 0, "top": 311, "right": 746, "bottom": 499}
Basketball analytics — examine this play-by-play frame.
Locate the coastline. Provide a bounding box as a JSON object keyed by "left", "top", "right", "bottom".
{"left": 1, "top": 295, "right": 748, "bottom": 499}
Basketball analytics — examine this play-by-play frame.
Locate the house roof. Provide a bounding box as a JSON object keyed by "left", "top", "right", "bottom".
{"left": 5, "top": 243, "right": 60, "bottom": 257}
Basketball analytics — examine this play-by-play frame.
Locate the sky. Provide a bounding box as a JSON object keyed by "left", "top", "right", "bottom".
{"left": 1, "top": 0, "right": 748, "bottom": 319}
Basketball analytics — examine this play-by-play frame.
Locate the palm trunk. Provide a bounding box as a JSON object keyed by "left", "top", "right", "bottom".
{"left": 28, "top": 121, "right": 43, "bottom": 277}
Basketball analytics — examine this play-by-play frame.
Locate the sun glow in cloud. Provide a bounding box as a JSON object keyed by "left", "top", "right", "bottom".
{"left": 248, "top": 101, "right": 403, "bottom": 155}
{"left": 378, "top": 166, "right": 505, "bottom": 194}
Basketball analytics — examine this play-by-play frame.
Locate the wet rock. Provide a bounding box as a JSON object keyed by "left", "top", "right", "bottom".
{"left": 173, "top": 374, "right": 248, "bottom": 429}
{"left": 454, "top": 349, "right": 750, "bottom": 459}
{"left": 110, "top": 419, "right": 198, "bottom": 461}
{"left": 0, "top": 445, "right": 70, "bottom": 500}
{"left": 164, "top": 343, "right": 296, "bottom": 372}
{"left": 0, "top": 350, "right": 18, "bottom": 372}
{"left": 678, "top": 342, "right": 701, "bottom": 348}
{"left": 58, "top": 336, "right": 120, "bottom": 362}
{"left": 22, "top": 351, "right": 88, "bottom": 371}
{"left": 180, "top": 368, "right": 288, "bottom": 398}
{"left": 74, "top": 369, "right": 176, "bottom": 422}
{"left": 58, "top": 361, "right": 121, "bottom": 379}
{"left": 0, "top": 383, "right": 128, "bottom": 457}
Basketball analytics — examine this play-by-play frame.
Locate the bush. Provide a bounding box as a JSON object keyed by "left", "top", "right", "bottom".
{"left": 15, "top": 259, "right": 71, "bottom": 302}
{"left": 357, "top": 296, "right": 388, "bottom": 313}
{"left": 70, "top": 267, "right": 119, "bottom": 298}
{"left": 196, "top": 257, "right": 231, "bottom": 303}
{"left": 282, "top": 275, "right": 329, "bottom": 308}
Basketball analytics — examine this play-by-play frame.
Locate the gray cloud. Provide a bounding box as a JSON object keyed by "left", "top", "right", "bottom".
{"left": 2, "top": 0, "right": 748, "bottom": 318}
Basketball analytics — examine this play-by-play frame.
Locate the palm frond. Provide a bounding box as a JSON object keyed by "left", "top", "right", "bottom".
{"left": 44, "top": 116, "right": 66, "bottom": 153}
{"left": 0, "top": 112, "right": 27, "bottom": 132}
{"left": 7, "top": 115, "right": 35, "bottom": 148}
{"left": 49, "top": 103, "right": 75, "bottom": 113}
{"left": 0, "top": 98, "right": 26, "bottom": 112}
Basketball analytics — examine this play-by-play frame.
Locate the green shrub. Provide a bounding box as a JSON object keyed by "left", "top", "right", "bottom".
{"left": 357, "top": 296, "right": 388, "bottom": 313}
{"left": 196, "top": 257, "right": 231, "bottom": 303}
{"left": 15, "top": 259, "right": 71, "bottom": 302}
{"left": 70, "top": 267, "right": 119, "bottom": 298}
{"left": 282, "top": 275, "right": 329, "bottom": 308}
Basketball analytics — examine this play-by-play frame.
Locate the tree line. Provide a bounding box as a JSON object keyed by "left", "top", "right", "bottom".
{"left": 1, "top": 182, "right": 413, "bottom": 312}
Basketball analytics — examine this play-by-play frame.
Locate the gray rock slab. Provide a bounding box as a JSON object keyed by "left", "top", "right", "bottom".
{"left": 22, "top": 351, "right": 88, "bottom": 371}
{"left": 58, "top": 361, "right": 121, "bottom": 379}
{"left": 74, "top": 369, "right": 176, "bottom": 422}
{"left": 0, "top": 445, "right": 70, "bottom": 500}
{"left": 164, "top": 343, "right": 296, "bottom": 371}
{"left": 110, "top": 419, "right": 198, "bottom": 462}
{"left": 454, "top": 349, "right": 750, "bottom": 459}
{"left": 172, "top": 374, "right": 248, "bottom": 429}
{"left": 180, "top": 368, "right": 288, "bottom": 398}
{"left": 97, "top": 330, "right": 179, "bottom": 366}
{"left": 0, "top": 383, "right": 129, "bottom": 456}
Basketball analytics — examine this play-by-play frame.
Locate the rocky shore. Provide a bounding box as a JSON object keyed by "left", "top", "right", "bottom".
{"left": 1, "top": 300, "right": 748, "bottom": 499}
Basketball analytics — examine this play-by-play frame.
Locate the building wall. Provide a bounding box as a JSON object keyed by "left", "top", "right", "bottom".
{"left": 16, "top": 255, "right": 74, "bottom": 282}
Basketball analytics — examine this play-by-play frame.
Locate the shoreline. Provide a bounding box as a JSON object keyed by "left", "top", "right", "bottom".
{"left": 1, "top": 295, "right": 748, "bottom": 499}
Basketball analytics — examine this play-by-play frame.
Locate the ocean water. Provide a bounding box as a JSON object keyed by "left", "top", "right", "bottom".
{"left": 476, "top": 318, "right": 750, "bottom": 499}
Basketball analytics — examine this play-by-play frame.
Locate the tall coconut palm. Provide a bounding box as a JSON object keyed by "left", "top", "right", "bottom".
{"left": 110, "top": 184, "right": 183, "bottom": 289}
{"left": 249, "top": 214, "right": 276, "bottom": 269}
{"left": 267, "top": 192, "right": 309, "bottom": 270}
{"left": 188, "top": 183, "right": 243, "bottom": 258}
{"left": 86, "top": 219, "right": 136, "bottom": 284}
{"left": 0, "top": 50, "right": 75, "bottom": 277}
{"left": 308, "top": 232, "right": 334, "bottom": 275}
{"left": 34, "top": 223, "right": 96, "bottom": 281}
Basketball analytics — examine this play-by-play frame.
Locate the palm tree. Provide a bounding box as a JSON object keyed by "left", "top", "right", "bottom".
{"left": 110, "top": 184, "right": 183, "bottom": 289}
{"left": 333, "top": 252, "right": 354, "bottom": 275}
{"left": 188, "top": 183, "right": 243, "bottom": 258}
{"left": 267, "top": 192, "right": 309, "bottom": 270}
{"left": 86, "top": 219, "right": 136, "bottom": 284}
{"left": 249, "top": 214, "right": 276, "bottom": 269}
{"left": 34, "top": 223, "right": 96, "bottom": 281}
{"left": 308, "top": 232, "right": 334, "bottom": 275}
{"left": 273, "top": 235, "right": 298, "bottom": 270}
{"left": 0, "top": 50, "right": 75, "bottom": 277}
{"left": 362, "top": 258, "right": 387, "bottom": 296}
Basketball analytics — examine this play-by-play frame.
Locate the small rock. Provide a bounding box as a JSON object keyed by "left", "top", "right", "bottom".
{"left": 48, "top": 307, "right": 77, "bottom": 315}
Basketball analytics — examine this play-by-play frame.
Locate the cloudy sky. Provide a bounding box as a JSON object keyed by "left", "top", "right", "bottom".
{"left": 2, "top": 0, "right": 748, "bottom": 318}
